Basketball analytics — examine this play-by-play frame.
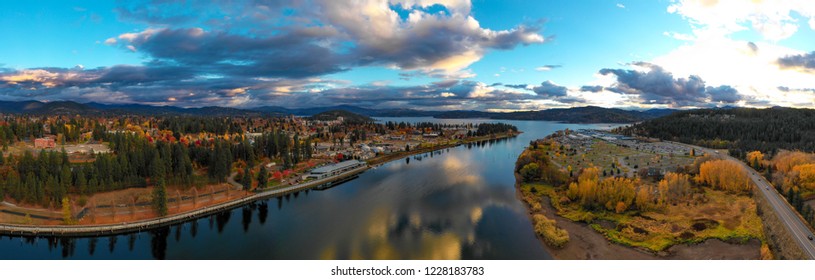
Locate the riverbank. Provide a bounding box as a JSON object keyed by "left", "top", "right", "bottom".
{"left": 0, "top": 165, "right": 369, "bottom": 237}
{"left": 366, "top": 131, "right": 521, "bottom": 166}
{"left": 0, "top": 131, "right": 519, "bottom": 237}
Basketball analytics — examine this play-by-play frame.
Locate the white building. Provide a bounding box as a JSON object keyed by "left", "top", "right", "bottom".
{"left": 307, "top": 160, "right": 366, "bottom": 180}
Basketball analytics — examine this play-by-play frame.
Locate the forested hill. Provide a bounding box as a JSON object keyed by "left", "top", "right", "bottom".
{"left": 615, "top": 107, "right": 815, "bottom": 157}
{"left": 434, "top": 106, "right": 676, "bottom": 123}
{"left": 0, "top": 100, "right": 676, "bottom": 123}
{"left": 310, "top": 110, "right": 374, "bottom": 123}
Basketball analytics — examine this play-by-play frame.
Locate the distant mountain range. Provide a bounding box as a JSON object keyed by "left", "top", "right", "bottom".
{"left": 0, "top": 100, "right": 679, "bottom": 123}
{"left": 310, "top": 110, "right": 375, "bottom": 123}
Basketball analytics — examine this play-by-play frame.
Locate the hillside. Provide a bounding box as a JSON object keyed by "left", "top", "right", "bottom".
{"left": 0, "top": 100, "right": 676, "bottom": 123}
{"left": 615, "top": 107, "right": 815, "bottom": 156}
{"left": 435, "top": 106, "right": 677, "bottom": 123}
{"left": 310, "top": 110, "right": 375, "bottom": 123}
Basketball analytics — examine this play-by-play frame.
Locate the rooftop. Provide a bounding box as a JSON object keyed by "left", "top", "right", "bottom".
{"left": 310, "top": 160, "right": 363, "bottom": 174}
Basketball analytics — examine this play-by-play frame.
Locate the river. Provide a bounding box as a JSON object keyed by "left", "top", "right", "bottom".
{"left": 0, "top": 118, "right": 617, "bottom": 259}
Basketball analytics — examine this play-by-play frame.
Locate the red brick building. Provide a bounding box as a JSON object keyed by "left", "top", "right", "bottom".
{"left": 34, "top": 138, "right": 56, "bottom": 149}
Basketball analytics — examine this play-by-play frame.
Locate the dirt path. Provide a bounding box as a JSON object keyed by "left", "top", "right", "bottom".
{"left": 617, "top": 156, "right": 635, "bottom": 177}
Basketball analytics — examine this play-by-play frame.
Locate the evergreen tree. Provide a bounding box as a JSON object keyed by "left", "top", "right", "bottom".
{"left": 241, "top": 167, "right": 252, "bottom": 189}
{"left": 257, "top": 167, "right": 268, "bottom": 189}
{"left": 152, "top": 178, "right": 168, "bottom": 216}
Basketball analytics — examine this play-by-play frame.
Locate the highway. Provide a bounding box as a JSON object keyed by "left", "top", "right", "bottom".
{"left": 681, "top": 143, "right": 815, "bottom": 259}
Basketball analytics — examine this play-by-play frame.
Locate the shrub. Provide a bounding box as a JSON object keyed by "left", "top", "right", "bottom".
{"left": 533, "top": 214, "right": 570, "bottom": 248}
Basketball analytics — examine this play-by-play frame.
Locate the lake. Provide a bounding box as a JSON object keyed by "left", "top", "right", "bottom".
{"left": 0, "top": 118, "right": 617, "bottom": 259}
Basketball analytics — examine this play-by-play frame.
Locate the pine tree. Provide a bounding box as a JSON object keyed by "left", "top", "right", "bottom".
{"left": 152, "top": 178, "right": 168, "bottom": 216}
{"left": 241, "top": 167, "right": 252, "bottom": 189}
{"left": 257, "top": 167, "right": 268, "bottom": 189}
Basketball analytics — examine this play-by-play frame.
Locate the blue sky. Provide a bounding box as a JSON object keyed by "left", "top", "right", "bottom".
{"left": 1, "top": 0, "right": 814, "bottom": 110}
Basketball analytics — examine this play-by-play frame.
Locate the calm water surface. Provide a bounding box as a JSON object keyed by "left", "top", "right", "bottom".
{"left": 0, "top": 118, "right": 617, "bottom": 259}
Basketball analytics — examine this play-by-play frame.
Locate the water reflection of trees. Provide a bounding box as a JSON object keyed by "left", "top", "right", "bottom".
{"left": 128, "top": 233, "right": 137, "bottom": 252}
{"left": 258, "top": 201, "right": 269, "bottom": 225}
{"left": 108, "top": 236, "right": 117, "bottom": 253}
{"left": 215, "top": 211, "right": 231, "bottom": 233}
{"left": 242, "top": 205, "right": 254, "bottom": 233}
{"left": 88, "top": 237, "right": 98, "bottom": 256}
{"left": 150, "top": 227, "right": 170, "bottom": 260}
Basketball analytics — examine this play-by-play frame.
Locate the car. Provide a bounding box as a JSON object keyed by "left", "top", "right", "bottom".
{"left": 809, "top": 235, "right": 814, "bottom": 241}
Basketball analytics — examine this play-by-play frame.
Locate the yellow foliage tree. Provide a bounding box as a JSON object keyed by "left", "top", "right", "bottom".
{"left": 746, "top": 151, "right": 765, "bottom": 168}
{"left": 697, "top": 160, "right": 752, "bottom": 194}
{"left": 658, "top": 172, "right": 692, "bottom": 205}
{"left": 773, "top": 151, "right": 815, "bottom": 173}
{"left": 567, "top": 167, "right": 640, "bottom": 212}
{"left": 791, "top": 163, "right": 815, "bottom": 191}
{"left": 62, "top": 197, "right": 74, "bottom": 225}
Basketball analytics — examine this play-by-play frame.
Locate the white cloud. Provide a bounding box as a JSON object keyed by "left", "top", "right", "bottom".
{"left": 616, "top": 3, "right": 625, "bottom": 9}
{"left": 652, "top": 37, "right": 815, "bottom": 108}
{"left": 667, "top": 0, "right": 815, "bottom": 41}
{"left": 663, "top": 31, "right": 695, "bottom": 41}
{"left": 104, "top": 38, "right": 117, "bottom": 45}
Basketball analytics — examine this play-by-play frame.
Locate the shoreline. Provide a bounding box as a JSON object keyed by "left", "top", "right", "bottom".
{"left": 0, "top": 131, "right": 520, "bottom": 237}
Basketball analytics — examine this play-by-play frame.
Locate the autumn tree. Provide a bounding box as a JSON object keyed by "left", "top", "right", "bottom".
{"left": 62, "top": 197, "right": 74, "bottom": 225}
{"left": 520, "top": 163, "right": 541, "bottom": 182}
{"left": 697, "top": 160, "right": 752, "bottom": 194}
{"left": 746, "top": 151, "right": 765, "bottom": 170}
{"left": 657, "top": 172, "right": 692, "bottom": 205}
{"left": 791, "top": 163, "right": 815, "bottom": 191}
{"left": 773, "top": 151, "right": 815, "bottom": 173}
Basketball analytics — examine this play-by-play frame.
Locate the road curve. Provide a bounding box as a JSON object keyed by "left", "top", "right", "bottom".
{"left": 675, "top": 143, "right": 815, "bottom": 259}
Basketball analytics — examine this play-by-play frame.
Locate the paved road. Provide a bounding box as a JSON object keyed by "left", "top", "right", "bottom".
{"left": 675, "top": 143, "right": 815, "bottom": 259}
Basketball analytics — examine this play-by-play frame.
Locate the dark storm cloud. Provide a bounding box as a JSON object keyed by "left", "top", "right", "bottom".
{"left": 112, "top": 0, "right": 545, "bottom": 78}
{"left": 579, "top": 85, "right": 604, "bottom": 93}
{"left": 705, "top": 85, "right": 741, "bottom": 103}
{"left": 0, "top": 0, "right": 549, "bottom": 109}
{"left": 777, "top": 51, "right": 815, "bottom": 72}
{"left": 503, "top": 84, "right": 529, "bottom": 89}
{"left": 599, "top": 62, "right": 742, "bottom": 107}
{"left": 531, "top": 81, "right": 568, "bottom": 97}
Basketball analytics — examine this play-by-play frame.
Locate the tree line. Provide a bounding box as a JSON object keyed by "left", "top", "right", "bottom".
{"left": 616, "top": 107, "right": 815, "bottom": 157}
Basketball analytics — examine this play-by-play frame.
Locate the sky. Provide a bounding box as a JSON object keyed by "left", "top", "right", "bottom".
{"left": 0, "top": 0, "right": 814, "bottom": 111}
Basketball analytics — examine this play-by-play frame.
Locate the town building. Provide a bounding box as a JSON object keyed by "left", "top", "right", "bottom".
{"left": 34, "top": 137, "right": 56, "bottom": 149}
{"left": 307, "top": 160, "right": 366, "bottom": 180}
